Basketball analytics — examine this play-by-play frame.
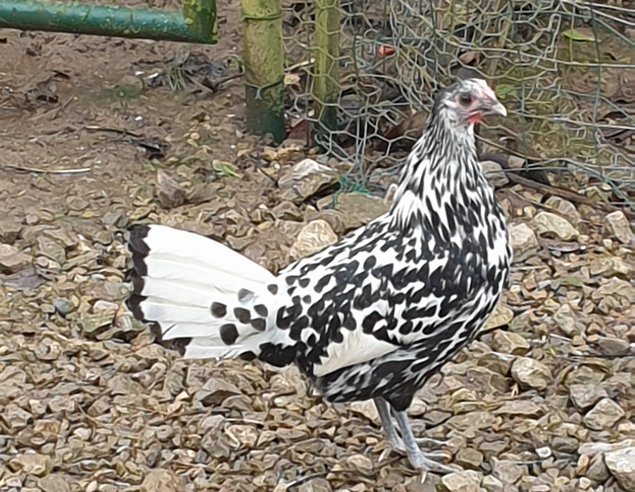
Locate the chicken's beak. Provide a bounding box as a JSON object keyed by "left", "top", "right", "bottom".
{"left": 489, "top": 100, "right": 507, "bottom": 117}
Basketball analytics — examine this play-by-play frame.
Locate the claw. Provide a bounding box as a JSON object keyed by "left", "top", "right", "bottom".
{"left": 409, "top": 453, "right": 462, "bottom": 474}
{"left": 373, "top": 397, "right": 459, "bottom": 474}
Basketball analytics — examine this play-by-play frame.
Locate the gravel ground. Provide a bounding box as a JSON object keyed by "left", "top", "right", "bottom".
{"left": 0, "top": 6, "right": 634, "bottom": 491}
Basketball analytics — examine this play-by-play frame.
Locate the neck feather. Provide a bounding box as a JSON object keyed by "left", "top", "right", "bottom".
{"left": 389, "top": 111, "right": 493, "bottom": 234}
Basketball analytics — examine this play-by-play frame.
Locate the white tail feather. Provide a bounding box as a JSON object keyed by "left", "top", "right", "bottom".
{"left": 143, "top": 225, "right": 273, "bottom": 284}
{"left": 128, "top": 224, "right": 285, "bottom": 360}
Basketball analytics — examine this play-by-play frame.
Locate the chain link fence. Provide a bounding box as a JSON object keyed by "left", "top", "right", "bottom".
{"left": 281, "top": 0, "right": 634, "bottom": 209}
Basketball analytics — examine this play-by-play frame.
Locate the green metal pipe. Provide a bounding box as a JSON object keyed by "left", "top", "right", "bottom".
{"left": 0, "top": 0, "right": 217, "bottom": 44}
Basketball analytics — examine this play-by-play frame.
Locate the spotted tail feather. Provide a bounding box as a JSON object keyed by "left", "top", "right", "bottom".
{"left": 126, "top": 224, "right": 284, "bottom": 360}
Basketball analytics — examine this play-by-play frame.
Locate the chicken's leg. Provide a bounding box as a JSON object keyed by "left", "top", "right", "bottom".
{"left": 374, "top": 397, "right": 403, "bottom": 450}
{"left": 394, "top": 410, "right": 459, "bottom": 473}
{"left": 374, "top": 397, "right": 447, "bottom": 454}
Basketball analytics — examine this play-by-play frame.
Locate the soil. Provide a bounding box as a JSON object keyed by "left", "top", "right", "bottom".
{"left": 0, "top": 0, "right": 248, "bottom": 220}
{"left": 1, "top": 3, "right": 633, "bottom": 492}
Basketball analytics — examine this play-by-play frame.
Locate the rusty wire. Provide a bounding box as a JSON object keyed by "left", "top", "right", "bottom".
{"left": 281, "top": 0, "right": 634, "bottom": 209}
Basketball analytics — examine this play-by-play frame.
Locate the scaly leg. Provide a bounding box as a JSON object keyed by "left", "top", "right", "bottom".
{"left": 374, "top": 397, "right": 403, "bottom": 450}
{"left": 374, "top": 397, "right": 446, "bottom": 454}
{"left": 394, "top": 410, "right": 459, "bottom": 474}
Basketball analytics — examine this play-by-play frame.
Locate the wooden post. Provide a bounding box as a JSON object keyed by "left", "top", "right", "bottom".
{"left": 241, "top": 0, "right": 285, "bottom": 143}
{"left": 313, "top": 0, "right": 340, "bottom": 133}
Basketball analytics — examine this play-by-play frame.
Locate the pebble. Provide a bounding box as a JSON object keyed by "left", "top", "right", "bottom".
{"left": 141, "top": 469, "right": 185, "bottom": 492}
{"left": 325, "top": 192, "right": 390, "bottom": 231}
{"left": 553, "top": 303, "right": 580, "bottom": 336}
{"left": 552, "top": 436, "right": 578, "bottom": 454}
{"left": 481, "top": 475, "right": 505, "bottom": 492}
{"left": 593, "top": 335, "right": 630, "bottom": 356}
{"left": 530, "top": 211, "right": 579, "bottom": 240}
{"left": 586, "top": 452, "right": 610, "bottom": 482}
{"left": 536, "top": 446, "right": 552, "bottom": 459}
{"left": 511, "top": 357, "right": 552, "bottom": 390}
{"left": 604, "top": 446, "right": 635, "bottom": 491}
{"left": 492, "top": 331, "right": 530, "bottom": 355}
{"left": 271, "top": 200, "right": 304, "bottom": 221}
{"left": 604, "top": 211, "right": 632, "bottom": 244}
{"left": 33, "top": 235, "right": 66, "bottom": 264}
{"left": 544, "top": 196, "right": 581, "bottom": 224}
{"left": 3, "top": 404, "right": 33, "bottom": 431}
{"left": 278, "top": 158, "right": 338, "bottom": 204}
{"left": 38, "top": 474, "right": 72, "bottom": 492}
{"left": 297, "top": 478, "right": 332, "bottom": 492}
{"left": 569, "top": 383, "right": 608, "bottom": 411}
{"left": 0, "top": 244, "right": 32, "bottom": 274}
{"left": 195, "top": 378, "right": 241, "bottom": 407}
{"left": 383, "top": 183, "right": 398, "bottom": 204}
{"left": 157, "top": 170, "right": 188, "bottom": 209}
{"left": 455, "top": 447, "right": 484, "bottom": 469}
{"left": 53, "top": 298, "right": 73, "bottom": 316}
{"left": 491, "top": 458, "right": 525, "bottom": 484}
{"left": 477, "top": 351, "right": 512, "bottom": 375}
{"left": 583, "top": 398, "right": 625, "bottom": 430}
{"left": 440, "top": 470, "right": 483, "bottom": 492}
{"left": 349, "top": 400, "right": 380, "bottom": 425}
{"left": 480, "top": 159, "right": 509, "bottom": 187}
{"left": 509, "top": 223, "right": 539, "bottom": 262}
{"left": 494, "top": 400, "right": 543, "bottom": 418}
{"left": 589, "top": 256, "right": 631, "bottom": 278}
{"left": 92, "top": 300, "right": 120, "bottom": 313}
{"left": 0, "top": 216, "right": 22, "bottom": 244}
{"left": 579, "top": 439, "right": 635, "bottom": 456}
{"left": 8, "top": 452, "right": 50, "bottom": 476}
{"left": 483, "top": 304, "right": 514, "bottom": 331}
{"left": 345, "top": 454, "right": 374, "bottom": 474}
{"left": 289, "top": 219, "right": 339, "bottom": 260}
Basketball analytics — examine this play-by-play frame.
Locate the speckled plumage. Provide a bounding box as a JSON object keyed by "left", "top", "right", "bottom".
{"left": 127, "top": 79, "right": 512, "bottom": 472}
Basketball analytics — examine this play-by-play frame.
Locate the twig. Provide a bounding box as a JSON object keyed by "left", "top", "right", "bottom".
{"left": 505, "top": 172, "right": 624, "bottom": 216}
{"left": 287, "top": 58, "right": 315, "bottom": 72}
{"left": 198, "top": 72, "right": 245, "bottom": 92}
{"left": 1, "top": 164, "right": 92, "bottom": 175}
{"left": 84, "top": 125, "right": 142, "bottom": 138}
{"left": 285, "top": 472, "right": 328, "bottom": 490}
{"left": 224, "top": 417, "right": 264, "bottom": 426}
{"left": 194, "top": 58, "right": 316, "bottom": 93}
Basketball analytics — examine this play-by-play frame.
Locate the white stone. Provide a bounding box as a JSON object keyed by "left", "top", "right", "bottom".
{"left": 530, "top": 211, "right": 579, "bottom": 240}
{"left": 480, "top": 159, "right": 509, "bottom": 187}
{"left": 509, "top": 223, "right": 539, "bottom": 263}
{"left": 604, "top": 211, "right": 632, "bottom": 244}
{"left": 605, "top": 446, "right": 635, "bottom": 491}
{"left": 289, "top": 219, "right": 339, "bottom": 260}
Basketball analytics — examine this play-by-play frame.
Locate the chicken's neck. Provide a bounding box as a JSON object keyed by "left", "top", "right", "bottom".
{"left": 389, "top": 114, "right": 496, "bottom": 239}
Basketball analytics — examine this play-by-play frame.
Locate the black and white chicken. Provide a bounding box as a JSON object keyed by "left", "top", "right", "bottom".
{"left": 127, "top": 78, "right": 512, "bottom": 472}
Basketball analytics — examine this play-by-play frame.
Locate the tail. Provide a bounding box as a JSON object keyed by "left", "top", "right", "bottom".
{"left": 126, "top": 224, "right": 287, "bottom": 361}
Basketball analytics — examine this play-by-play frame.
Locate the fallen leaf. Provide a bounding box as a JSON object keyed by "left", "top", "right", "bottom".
{"left": 495, "top": 84, "right": 516, "bottom": 100}
{"left": 458, "top": 51, "right": 478, "bottom": 65}
{"left": 283, "top": 73, "right": 301, "bottom": 86}
{"left": 212, "top": 160, "right": 239, "bottom": 178}
{"left": 377, "top": 45, "right": 396, "bottom": 57}
{"left": 562, "top": 28, "right": 596, "bottom": 42}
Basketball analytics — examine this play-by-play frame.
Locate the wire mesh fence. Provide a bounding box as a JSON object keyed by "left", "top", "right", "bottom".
{"left": 281, "top": 0, "right": 634, "bottom": 209}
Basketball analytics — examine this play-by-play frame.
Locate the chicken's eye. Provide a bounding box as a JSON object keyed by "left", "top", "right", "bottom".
{"left": 459, "top": 93, "right": 473, "bottom": 106}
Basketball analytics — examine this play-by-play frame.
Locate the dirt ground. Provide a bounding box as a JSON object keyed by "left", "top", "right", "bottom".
{"left": 0, "top": 2, "right": 634, "bottom": 492}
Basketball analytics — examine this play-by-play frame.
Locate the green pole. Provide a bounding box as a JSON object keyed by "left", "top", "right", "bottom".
{"left": 313, "top": 0, "right": 340, "bottom": 133}
{"left": 0, "top": 0, "right": 217, "bottom": 44}
{"left": 241, "top": 0, "right": 285, "bottom": 144}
